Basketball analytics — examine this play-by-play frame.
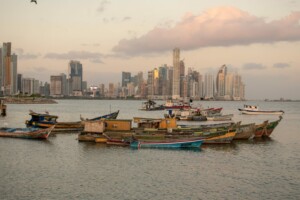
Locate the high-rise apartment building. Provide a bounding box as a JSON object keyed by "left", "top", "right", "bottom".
{"left": 204, "top": 73, "right": 215, "bottom": 99}
{"left": 68, "top": 60, "right": 83, "bottom": 94}
{"left": 0, "top": 42, "right": 18, "bottom": 95}
{"left": 50, "top": 75, "right": 63, "bottom": 97}
{"left": 216, "top": 64, "right": 227, "bottom": 98}
{"left": 172, "top": 48, "right": 180, "bottom": 99}
{"left": 17, "top": 74, "right": 22, "bottom": 93}
{"left": 22, "top": 78, "right": 35, "bottom": 95}
{"left": 122, "top": 72, "right": 131, "bottom": 87}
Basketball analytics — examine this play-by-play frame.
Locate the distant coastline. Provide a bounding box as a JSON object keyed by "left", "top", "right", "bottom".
{"left": 3, "top": 97, "right": 57, "bottom": 104}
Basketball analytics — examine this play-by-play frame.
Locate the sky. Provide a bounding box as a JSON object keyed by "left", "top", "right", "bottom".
{"left": 1, "top": 0, "right": 300, "bottom": 100}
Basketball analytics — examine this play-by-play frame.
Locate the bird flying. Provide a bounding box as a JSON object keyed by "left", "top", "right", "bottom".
{"left": 31, "top": 0, "right": 37, "bottom": 4}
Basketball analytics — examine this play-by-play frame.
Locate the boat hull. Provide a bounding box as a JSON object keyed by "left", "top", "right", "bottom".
{"left": 239, "top": 109, "right": 284, "bottom": 115}
{"left": 203, "top": 131, "right": 236, "bottom": 144}
{"left": 255, "top": 117, "right": 282, "bottom": 137}
{"left": 234, "top": 123, "right": 255, "bottom": 140}
{"left": 0, "top": 126, "right": 54, "bottom": 139}
{"left": 130, "top": 139, "right": 203, "bottom": 149}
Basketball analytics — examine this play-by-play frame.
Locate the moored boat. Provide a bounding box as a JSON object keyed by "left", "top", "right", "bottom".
{"left": 139, "top": 100, "right": 164, "bottom": 111}
{"left": 0, "top": 125, "right": 54, "bottom": 139}
{"left": 234, "top": 123, "right": 255, "bottom": 140}
{"left": 26, "top": 110, "right": 119, "bottom": 132}
{"left": 254, "top": 116, "right": 282, "bottom": 138}
{"left": 238, "top": 105, "right": 284, "bottom": 115}
{"left": 206, "top": 114, "right": 233, "bottom": 121}
{"left": 163, "top": 99, "right": 192, "bottom": 110}
{"left": 130, "top": 138, "right": 203, "bottom": 149}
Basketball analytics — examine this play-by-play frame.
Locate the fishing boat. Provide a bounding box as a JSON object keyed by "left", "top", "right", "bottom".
{"left": 238, "top": 105, "right": 284, "bottom": 115}
{"left": 163, "top": 99, "right": 192, "bottom": 110}
{"left": 254, "top": 116, "right": 282, "bottom": 138}
{"left": 0, "top": 125, "right": 54, "bottom": 139}
{"left": 202, "top": 130, "right": 236, "bottom": 144}
{"left": 26, "top": 110, "right": 119, "bottom": 132}
{"left": 200, "top": 107, "right": 223, "bottom": 116}
{"left": 234, "top": 123, "right": 255, "bottom": 140}
{"left": 139, "top": 100, "right": 164, "bottom": 111}
{"left": 130, "top": 138, "right": 203, "bottom": 149}
{"left": 206, "top": 114, "right": 233, "bottom": 121}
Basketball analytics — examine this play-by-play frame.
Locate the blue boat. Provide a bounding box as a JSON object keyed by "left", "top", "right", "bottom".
{"left": 130, "top": 139, "right": 203, "bottom": 149}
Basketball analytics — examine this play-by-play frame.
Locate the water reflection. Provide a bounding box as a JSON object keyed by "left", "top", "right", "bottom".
{"left": 201, "top": 143, "right": 237, "bottom": 152}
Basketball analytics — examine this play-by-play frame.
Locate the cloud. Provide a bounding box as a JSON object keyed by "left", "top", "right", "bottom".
{"left": 97, "top": 0, "right": 110, "bottom": 13}
{"left": 273, "top": 63, "right": 290, "bottom": 68}
{"left": 44, "top": 51, "right": 103, "bottom": 63}
{"left": 112, "top": 6, "right": 300, "bottom": 55}
{"left": 243, "top": 63, "right": 266, "bottom": 70}
{"left": 13, "top": 48, "right": 39, "bottom": 60}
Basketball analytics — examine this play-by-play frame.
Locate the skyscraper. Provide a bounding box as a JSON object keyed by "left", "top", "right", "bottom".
{"left": 122, "top": 72, "right": 131, "bottom": 87}
{"left": 172, "top": 48, "right": 180, "bottom": 99}
{"left": 0, "top": 42, "right": 17, "bottom": 95}
{"left": 68, "top": 60, "right": 83, "bottom": 94}
{"left": 204, "top": 73, "right": 214, "bottom": 99}
{"left": 216, "top": 64, "right": 227, "bottom": 98}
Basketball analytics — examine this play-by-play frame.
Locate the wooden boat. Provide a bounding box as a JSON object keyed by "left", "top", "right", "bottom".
{"left": 26, "top": 110, "right": 119, "bottom": 132}
{"left": 200, "top": 107, "right": 223, "bottom": 116}
{"left": 202, "top": 130, "right": 236, "bottom": 144}
{"left": 238, "top": 105, "right": 284, "bottom": 115}
{"left": 206, "top": 114, "right": 233, "bottom": 121}
{"left": 254, "top": 116, "right": 282, "bottom": 137}
{"left": 234, "top": 123, "right": 255, "bottom": 140}
{"left": 0, "top": 125, "right": 54, "bottom": 139}
{"left": 130, "top": 138, "right": 203, "bottom": 149}
{"left": 139, "top": 100, "right": 164, "bottom": 111}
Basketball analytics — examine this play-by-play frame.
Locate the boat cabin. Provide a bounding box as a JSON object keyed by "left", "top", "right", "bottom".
{"left": 244, "top": 105, "right": 258, "bottom": 111}
{"left": 104, "top": 119, "right": 132, "bottom": 131}
{"left": 26, "top": 112, "right": 58, "bottom": 127}
{"left": 133, "top": 117, "right": 177, "bottom": 129}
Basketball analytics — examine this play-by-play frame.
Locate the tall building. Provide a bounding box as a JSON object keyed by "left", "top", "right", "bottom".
{"left": 179, "top": 60, "right": 185, "bottom": 98}
{"left": 122, "top": 72, "right": 131, "bottom": 87}
{"left": 17, "top": 74, "right": 22, "bottom": 93}
{"left": 22, "top": 78, "right": 35, "bottom": 95}
{"left": 0, "top": 42, "right": 17, "bottom": 95}
{"left": 224, "top": 73, "right": 234, "bottom": 100}
{"left": 216, "top": 64, "right": 227, "bottom": 98}
{"left": 10, "top": 53, "right": 18, "bottom": 94}
{"left": 204, "top": 73, "right": 214, "bottom": 99}
{"left": 172, "top": 48, "right": 180, "bottom": 99}
{"left": 50, "top": 75, "right": 63, "bottom": 97}
{"left": 68, "top": 60, "right": 83, "bottom": 94}
{"left": 232, "top": 73, "right": 245, "bottom": 100}
{"left": 147, "top": 70, "right": 154, "bottom": 98}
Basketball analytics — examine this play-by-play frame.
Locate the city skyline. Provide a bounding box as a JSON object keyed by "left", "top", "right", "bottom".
{"left": 1, "top": 0, "right": 300, "bottom": 100}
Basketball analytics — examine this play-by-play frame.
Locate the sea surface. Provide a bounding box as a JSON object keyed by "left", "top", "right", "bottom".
{"left": 0, "top": 100, "right": 299, "bottom": 200}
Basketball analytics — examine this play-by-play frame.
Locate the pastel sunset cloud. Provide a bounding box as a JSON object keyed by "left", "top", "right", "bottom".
{"left": 113, "top": 6, "right": 300, "bottom": 55}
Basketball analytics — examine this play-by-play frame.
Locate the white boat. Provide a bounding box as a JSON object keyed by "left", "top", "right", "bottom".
{"left": 238, "top": 105, "right": 284, "bottom": 115}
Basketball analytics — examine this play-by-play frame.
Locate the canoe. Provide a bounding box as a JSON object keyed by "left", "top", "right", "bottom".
{"left": 254, "top": 116, "right": 282, "bottom": 138}
{"left": 130, "top": 138, "right": 203, "bottom": 149}
{"left": 0, "top": 125, "right": 54, "bottom": 139}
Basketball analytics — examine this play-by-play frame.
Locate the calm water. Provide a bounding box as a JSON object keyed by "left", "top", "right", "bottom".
{"left": 0, "top": 100, "right": 299, "bottom": 200}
